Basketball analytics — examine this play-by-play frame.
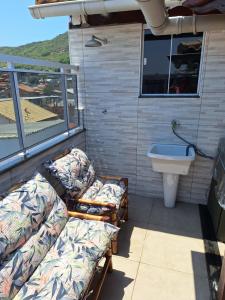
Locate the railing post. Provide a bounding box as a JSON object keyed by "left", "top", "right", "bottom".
{"left": 60, "top": 68, "right": 70, "bottom": 131}
{"left": 72, "top": 74, "right": 81, "bottom": 128}
{"left": 8, "top": 63, "right": 26, "bottom": 151}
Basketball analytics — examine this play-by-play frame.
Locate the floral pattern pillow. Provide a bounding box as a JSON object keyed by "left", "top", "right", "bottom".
{"left": 44, "top": 148, "right": 96, "bottom": 198}
{"left": 0, "top": 173, "right": 61, "bottom": 260}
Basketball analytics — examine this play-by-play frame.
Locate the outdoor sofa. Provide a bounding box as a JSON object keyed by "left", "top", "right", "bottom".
{"left": 0, "top": 173, "right": 118, "bottom": 300}
{"left": 44, "top": 148, "right": 128, "bottom": 254}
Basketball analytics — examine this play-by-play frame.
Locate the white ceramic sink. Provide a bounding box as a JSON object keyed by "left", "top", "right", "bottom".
{"left": 147, "top": 144, "right": 195, "bottom": 208}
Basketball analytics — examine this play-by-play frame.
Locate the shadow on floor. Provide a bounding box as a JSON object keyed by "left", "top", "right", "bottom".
{"left": 192, "top": 251, "right": 214, "bottom": 300}
{"left": 90, "top": 269, "right": 134, "bottom": 300}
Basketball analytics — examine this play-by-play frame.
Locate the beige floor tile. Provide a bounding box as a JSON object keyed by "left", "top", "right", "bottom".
{"left": 132, "top": 263, "right": 211, "bottom": 300}
{"left": 117, "top": 221, "right": 147, "bottom": 262}
{"left": 129, "top": 195, "right": 153, "bottom": 222}
{"left": 149, "top": 199, "right": 202, "bottom": 237}
{"left": 99, "top": 256, "right": 139, "bottom": 300}
{"left": 141, "top": 224, "right": 207, "bottom": 276}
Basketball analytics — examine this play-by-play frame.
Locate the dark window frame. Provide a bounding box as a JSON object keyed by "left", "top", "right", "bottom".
{"left": 141, "top": 28, "right": 204, "bottom": 97}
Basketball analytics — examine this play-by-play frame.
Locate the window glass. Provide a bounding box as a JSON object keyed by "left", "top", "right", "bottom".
{"left": 169, "top": 34, "right": 202, "bottom": 94}
{"left": 17, "top": 72, "right": 67, "bottom": 147}
{"left": 66, "top": 75, "right": 79, "bottom": 129}
{"left": 142, "top": 31, "right": 171, "bottom": 94}
{"left": 142, "top": 30, "right": 203, "bottom": 95}
{"left": 0, "top": 72, "right": 21, "bottom": 160}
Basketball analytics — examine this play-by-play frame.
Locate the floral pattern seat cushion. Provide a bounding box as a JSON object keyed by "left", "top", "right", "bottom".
{"left": 13, "top": 218, "right": 118, "bottom": 300}
{"left": 0, "top": 173, "right": 118, "bottom": 300}
{"left": 44, "top": 148, "right": 95, "bottom": 198}
{"left": 76, "top": 177, "right": 126, "bottom": 215}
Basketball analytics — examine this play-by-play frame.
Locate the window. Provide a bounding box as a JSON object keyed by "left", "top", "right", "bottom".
{"left": 142, "top": 30, "right": 203, "bottom": 96}
{"left": 0, "top": 55, "right": 81, "bottom": 168}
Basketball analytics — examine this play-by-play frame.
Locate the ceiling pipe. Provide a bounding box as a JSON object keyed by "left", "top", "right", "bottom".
{"left": 29, "top": 0, "right": 182, "bottom": 19}
{"left": 136, "top": 0, "right": 225, "bottom": 35}
{"left": 29, "top": 0, "right": 225, "bottom": 35}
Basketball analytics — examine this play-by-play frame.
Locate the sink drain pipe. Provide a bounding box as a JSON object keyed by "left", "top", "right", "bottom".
{"left": 171, "top": 120, "right": 214, "bottom": 160}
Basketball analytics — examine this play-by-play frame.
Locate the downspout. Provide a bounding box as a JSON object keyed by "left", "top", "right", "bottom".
{"left": 136, "top": 0, "right": 225, "bottom": 35}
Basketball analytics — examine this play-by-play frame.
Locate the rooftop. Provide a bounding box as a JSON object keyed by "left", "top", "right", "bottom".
{"left": 1, "top": 1, "right": 225, "bottom": 299}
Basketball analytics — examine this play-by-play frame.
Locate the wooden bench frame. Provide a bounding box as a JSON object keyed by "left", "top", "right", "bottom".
{"left": 0, "top": 184, "right": 115, "bottom": 300}
{"left": 50, "top": 149, "right": 129, "bottom": 254}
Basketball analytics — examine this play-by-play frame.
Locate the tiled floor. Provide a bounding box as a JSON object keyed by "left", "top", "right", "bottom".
{"left": 99, "top": 195, "right": 211, "bottom": 300}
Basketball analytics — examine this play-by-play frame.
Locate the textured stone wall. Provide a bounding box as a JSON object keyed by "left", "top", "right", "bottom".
{"left": 69, "top": 24, "right": 225, "bottom": 204}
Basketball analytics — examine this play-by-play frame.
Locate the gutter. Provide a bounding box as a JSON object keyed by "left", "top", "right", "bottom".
{"left": 29, "top": 0, "right": 182, "bottom": 20}
{"left": 29, "top": 0, "right": 225, "bottom": 35}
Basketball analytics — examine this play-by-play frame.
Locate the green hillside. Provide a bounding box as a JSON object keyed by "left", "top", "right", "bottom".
{"left": 0, "top": 32, "right": 69, "bottom": 64}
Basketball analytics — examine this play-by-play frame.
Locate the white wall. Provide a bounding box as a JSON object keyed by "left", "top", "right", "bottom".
{"left": 69, "top": 24, "right": 225, "bottom": 205}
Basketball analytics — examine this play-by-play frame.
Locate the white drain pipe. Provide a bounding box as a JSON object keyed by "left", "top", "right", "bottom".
{"left": 29, "top": 0, "right": 140, "bottom": 19}
{"left": 29, "top": 0, "right": 181, "bottom": 19}
{"left": 136, "top": 0, "right": 225, "bottom": 35}
{"left": 29, "top": 0, "right": 225, "bottom": 35}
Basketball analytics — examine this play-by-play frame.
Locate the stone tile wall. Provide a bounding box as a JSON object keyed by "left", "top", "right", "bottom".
{"left": 69, "top": 24, "right": 225, "bottom": 204}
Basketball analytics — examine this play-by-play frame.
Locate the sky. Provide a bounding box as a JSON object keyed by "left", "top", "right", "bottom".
{"left": 0, "top": 1, "right": 69, "bottom": 47}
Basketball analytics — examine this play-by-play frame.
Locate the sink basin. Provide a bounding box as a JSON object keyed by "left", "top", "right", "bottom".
{"left": 147, "top": 144, "right": 195, "bottom": 208}
{"left": 148, "top": 144, "right": 195, "bottom": 175}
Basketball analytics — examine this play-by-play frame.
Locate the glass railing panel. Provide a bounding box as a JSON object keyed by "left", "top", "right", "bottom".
{"left": 17, "top": 72, "right": 67, "bottom": 147}
{"left": 0, "top": 71, "right": 21, "bottom": 160}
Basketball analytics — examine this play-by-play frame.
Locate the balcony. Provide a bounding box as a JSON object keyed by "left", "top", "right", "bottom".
{"left": 0, "top": 54, "right": 83, "bottom": 172}
{"left": 0, "top": 52, "right": 222, "bottom": 300}
{"left": 1, "top": 10, "right": 225, "bottom": 299}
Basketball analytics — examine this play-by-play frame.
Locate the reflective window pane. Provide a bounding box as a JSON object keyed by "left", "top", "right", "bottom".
{"left": 66, "top": 75, "right": 79, "bottom": 129}
{"left": 0, "top": 72, "right": 21, "bottom": 159}
{"left": 169, "top": 33, "right": 203, "bottom": 94}
{"left": 17, "top": 72, "right": 67, "bottom": 147}
{"left": 142, "top": 31, "right": 171, "bottom": 94}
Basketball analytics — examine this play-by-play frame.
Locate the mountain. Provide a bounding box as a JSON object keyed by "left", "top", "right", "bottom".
{"left": 0, "top": 32, "right": 69, "bottom": 64}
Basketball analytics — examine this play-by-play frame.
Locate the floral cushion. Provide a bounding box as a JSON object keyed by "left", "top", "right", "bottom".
{"left": 0, "top": 173, "right": 63, "bottom": 260}
{"left": 76, "top": 178, "right": 126, "bottom": 215}
{"left": 13, "top": 218, "right": 119, "bottom": 300}
{"left": 0, "top": 173, "right": 68, "bottom": 299}
{"left": 44, "top": 148, "right": 96, "bottom": 198}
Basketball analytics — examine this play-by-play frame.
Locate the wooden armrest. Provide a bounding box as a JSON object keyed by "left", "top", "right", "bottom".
{"left": 68, "top": 210, "right": 110, "bottom": 222}
{"left": 54, "top": 148, "right": 70, "bottom": 161}
{"left": 100, "top": 175, "right": 123, "bottom": 181}
{"left": 78, "top": 198, "right": 116, "bottom": 209}
{"left": 100, "top": 175, "right": 128, "bottom": 188}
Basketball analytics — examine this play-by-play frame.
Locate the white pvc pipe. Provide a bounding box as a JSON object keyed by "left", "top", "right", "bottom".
{"left": 137, "top": 0, "right": 225, "bottom": 35}
{"left": 29, "top": 0, "right": 182, "bottom": 19}
{"left": 29, "top": 0, "right": 225, "bottom": 35}
{"left": 29, "top": 0, "right": 140, "bottom": 19}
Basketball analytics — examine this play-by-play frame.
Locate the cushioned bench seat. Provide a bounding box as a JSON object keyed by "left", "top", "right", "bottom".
{"left": 0, "top": 173, "right": 118, "bottom": 300}
{"left": 14, "top": 218, "right": 117, "bottom": 300}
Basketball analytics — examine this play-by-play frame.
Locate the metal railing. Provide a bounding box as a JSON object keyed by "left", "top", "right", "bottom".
{"left": 0, "top": 54, "right": 83, "bottom": 172}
